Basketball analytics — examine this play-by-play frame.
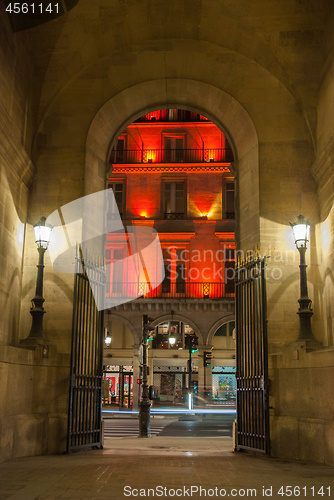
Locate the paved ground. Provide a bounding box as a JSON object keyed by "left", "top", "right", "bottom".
{"left": 1, "top": 438, "right": 334, "bottom": 500}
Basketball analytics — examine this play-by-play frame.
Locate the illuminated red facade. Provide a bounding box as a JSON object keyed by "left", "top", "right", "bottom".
{"left": 107, "top": 109, "right": 236, "bottom": 300}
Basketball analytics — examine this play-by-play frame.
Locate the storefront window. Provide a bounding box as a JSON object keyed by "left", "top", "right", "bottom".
{"left": 103, "top": 365, "right": 133, "bottom": 408}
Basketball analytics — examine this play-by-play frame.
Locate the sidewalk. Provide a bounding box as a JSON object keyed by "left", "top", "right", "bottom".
{"left": 1, "top": 437, "right": 334, "bottom": 500}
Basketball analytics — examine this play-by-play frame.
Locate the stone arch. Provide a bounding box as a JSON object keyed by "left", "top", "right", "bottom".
{"left": 85, "top": 78, "right": 259, "bottom": 250}
{"left": 148, "top": 313, "right": 203, "bottom": 345}
{"left": 207, "top": 314, "right": 236, "bottom": 346}
{"left": 106, "top": 312, "right": 140, "bottom": 344}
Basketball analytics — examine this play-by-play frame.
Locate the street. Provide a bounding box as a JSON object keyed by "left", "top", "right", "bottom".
{"left": 103, "top": 415, "right": 234, "bottom": 439}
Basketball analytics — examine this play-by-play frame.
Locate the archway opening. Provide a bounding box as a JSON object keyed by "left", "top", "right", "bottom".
{"left": 99, "top": 106, "right": 237, "bottom": 444}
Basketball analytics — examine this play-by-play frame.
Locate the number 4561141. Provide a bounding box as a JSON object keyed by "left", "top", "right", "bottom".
{"left": 6, "top": 3, "right": 59, "bottom": 14}
{"left": 277, "top": 486, "right": 331, "bottom": 496}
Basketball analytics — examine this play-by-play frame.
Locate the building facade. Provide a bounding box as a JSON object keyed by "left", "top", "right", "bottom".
{"left": 103, "top": 110, "right": 236, "bottom": 409}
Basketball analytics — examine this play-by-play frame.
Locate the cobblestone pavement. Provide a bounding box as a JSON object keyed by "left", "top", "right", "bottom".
{"left": 1, "top": 438, "right": 334, "bottom": 500}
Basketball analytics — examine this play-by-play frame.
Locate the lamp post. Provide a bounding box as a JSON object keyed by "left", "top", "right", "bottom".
{"left": 105, "top": 331, "right": 112, "bottom": 346}
{"left": 105, "top": 310, "right": 112, "bottom": 346}
{"left": 24, "top": 217, "right": 52, "bottom": 343}
{"left": 139, "top": 314, "right": 152, "bottom": 437}
{"left": 290, "top": 214, "right": 315, "bottom": 341}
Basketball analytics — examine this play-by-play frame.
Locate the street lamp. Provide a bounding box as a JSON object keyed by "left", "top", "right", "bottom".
{"left": 25, "top": 217, "right": 52, "bottom": 342}
{"left": 105, "top": 310, "right": 111, "bottom": 346}
{"left": 290, "top": 214, "right": 315, "bottom": 341}
{"left": 105, "top": 330, "right": 112, "bottom": 346}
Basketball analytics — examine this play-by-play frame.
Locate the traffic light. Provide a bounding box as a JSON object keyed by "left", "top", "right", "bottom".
{"left": 185, "top": 333, "right": 198, "bottom": 352}
{"left": 142, "top": 314, "right": 156, "bottom": 340}
{"left": 190, "top": 334, "right": 198, "bottom": 353}
{"left": 204, "top": 350, "right": 212, "bottom": 366}
{"left": 142, "top": 314, "right": 155, "bottom": 330}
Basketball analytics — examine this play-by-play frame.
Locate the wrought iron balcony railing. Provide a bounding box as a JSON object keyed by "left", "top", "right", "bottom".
{"left": 105, "top": 282, "right": 235, "bottom": 299}
{"left": 164, "top": 213, "right": 184, "bottom": 220}
{"left": 110, "top": 148, "right": 234, "bottom": 164}
{"left": 134, "top": 110, "right": 209, "bottom": 123}
{"left": 225, "top": 212, "right": 235, "bottom": 219}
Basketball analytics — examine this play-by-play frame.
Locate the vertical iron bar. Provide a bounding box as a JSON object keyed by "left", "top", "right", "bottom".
{"left": 67, "top": 269, "right": 79, "bottom": 452}
{"left": 76, "top": 269, "right": 85, "bottom": 447}
{"left": 86, "top": 265, "right": 92, "bottom": 445}
{"left": 262, "top": 258, "right": 270, "bottom": 454}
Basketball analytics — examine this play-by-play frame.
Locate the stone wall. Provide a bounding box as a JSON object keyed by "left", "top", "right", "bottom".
{"left": 269, "top": 345, "right": 334, "bottom": 465}
{"left": 0, "top": 345, "right": 70, "bottom": 463}
{"left": 269, "top": 9, "right": 334, "bottom": 465}
{"left": 0, "top": 3, "right": 71, "bottom": 464}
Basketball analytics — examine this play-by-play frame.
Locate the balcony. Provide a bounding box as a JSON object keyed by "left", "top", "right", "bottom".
{"left": 134, "top": 110, "right": 209, "bottom": 122}
{"left": 105, "top": 282, "right": 235, "bottom": 299}
{"left": 164, "top": 213, "right": 184, "bottom": 220}
{"left": 110, "top": 148, "right": 234, "bottom": 164}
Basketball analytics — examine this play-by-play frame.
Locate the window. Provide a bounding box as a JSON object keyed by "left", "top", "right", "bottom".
{"left": 175, "top": 248, "right": 186, "bottom": 293}
{"left": 110, "top": 136, "right": 127, "bottom": 163}
{"left": 164, "top": 136, "right": 184, "bottom": 162}
{"left": 163, "top": 181, "right": 185, "bottom": 218}
{"left": 214, "top": 320, "right": 235, "bottom": 337}
{"left": 225, "top": 181, "right": 235, "bottom": 219}
{"left": 105, "top": 248, "right": 124, "bottom": 294}
{"left": 111, "top": 138, "right": 126, "bottom": 163}
{"left": 161, "top": 247, "right": 186, "bottom": 295}
{"left": 108, "top": 181, "right": 125, "bottom": 218}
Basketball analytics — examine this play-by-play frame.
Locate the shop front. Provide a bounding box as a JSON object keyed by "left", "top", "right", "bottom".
{"left": 103, "top": 364, "right": 134, "bottom": 409}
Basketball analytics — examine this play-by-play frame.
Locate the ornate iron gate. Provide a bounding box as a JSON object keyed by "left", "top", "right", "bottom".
{"left": 67, "top": 251, "right": 105, "bottom": 452}
{"left": 235, "top": 255, "right": 270, "bottom": 454}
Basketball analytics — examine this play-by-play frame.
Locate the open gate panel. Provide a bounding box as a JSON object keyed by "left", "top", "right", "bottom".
{"left": 235, "top": 257, "right": 270, "bottom": 454}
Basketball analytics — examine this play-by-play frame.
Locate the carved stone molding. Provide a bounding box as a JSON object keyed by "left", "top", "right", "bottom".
{"left": 113, "top": 298, "right": 235, "bottom": 314}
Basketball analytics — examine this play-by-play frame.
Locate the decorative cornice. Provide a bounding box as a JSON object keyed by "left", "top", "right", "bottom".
{"left": 112, "top": 163, "right": 231, "bottom": 173}
{"left": 112, "top": 298, "right": 235, "bottom": 314}
{"left": 214, "top": 232, "right": 235, "bottom": 240}
{"left": 158, "top": 232, "right": 196, "bottom": 241}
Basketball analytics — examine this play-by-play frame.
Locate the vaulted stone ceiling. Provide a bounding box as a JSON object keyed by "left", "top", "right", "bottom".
{"left": 20, "top": 0, "right": 331, "bottom": 150}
